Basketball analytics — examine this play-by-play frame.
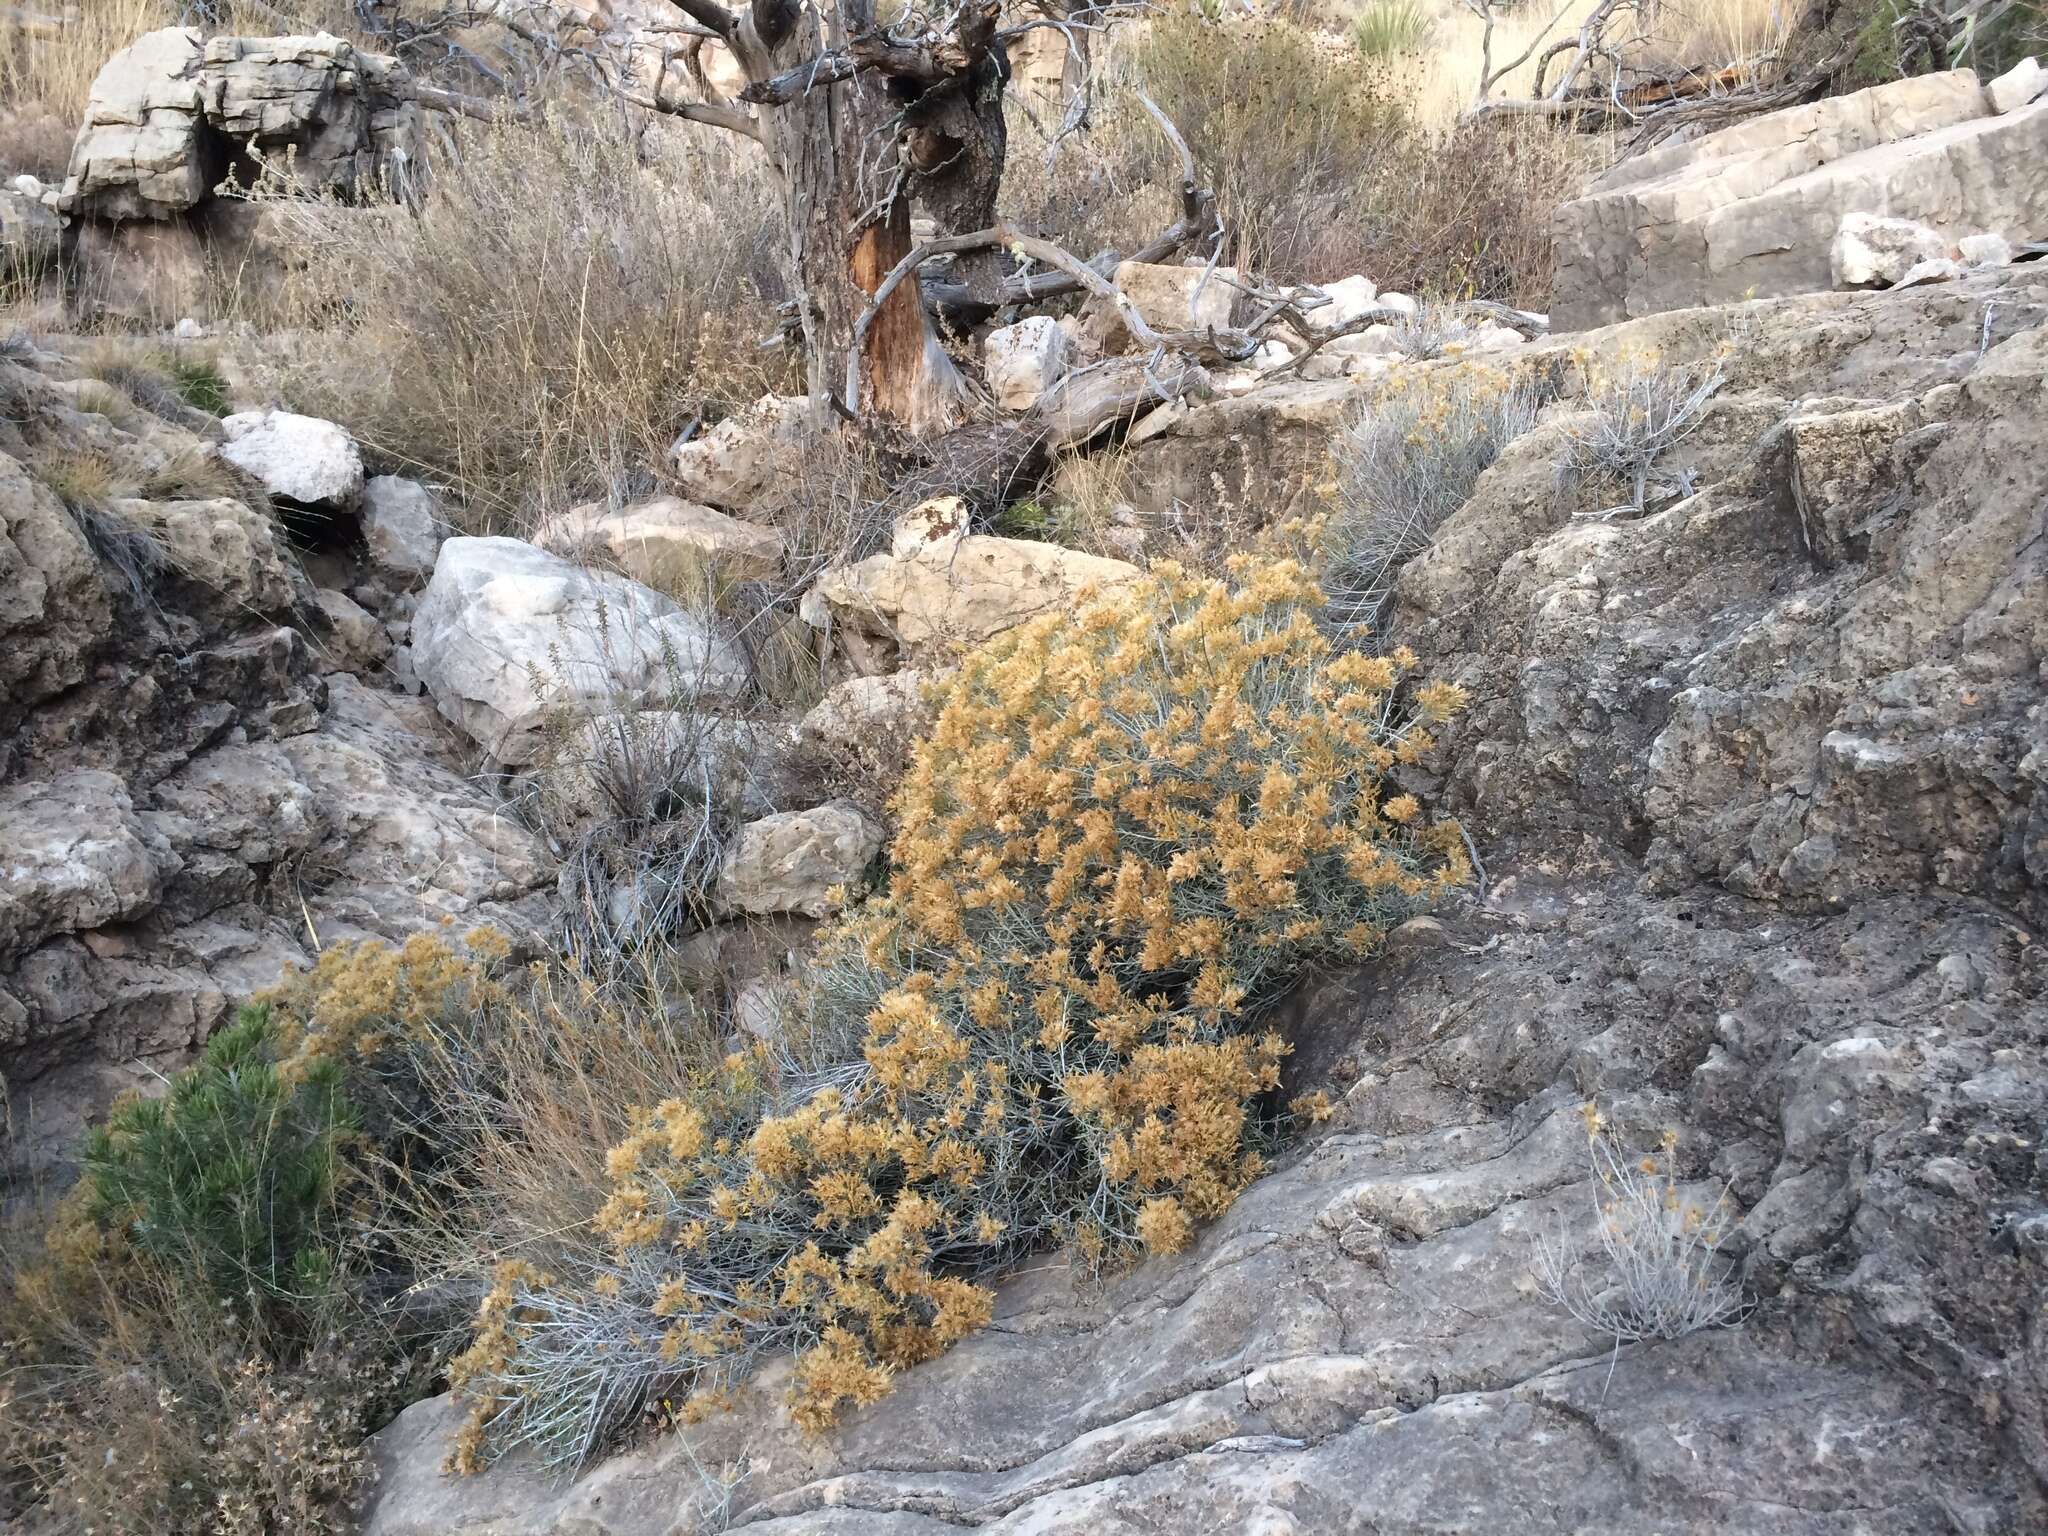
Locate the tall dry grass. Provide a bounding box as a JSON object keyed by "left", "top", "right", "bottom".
{"left": 1026, "top": 13, "right": 1591, "bottom": 301}
{"left": 264, "top": 110, "right": 793, "bottom": 534}
{"left": 1365, "top": 0, "right": 1800, "bottom": 127}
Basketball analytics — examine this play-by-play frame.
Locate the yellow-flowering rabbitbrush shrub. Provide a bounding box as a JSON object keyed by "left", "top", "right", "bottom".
{"left": 450, "top": 551, "right": 1470, "bottom": 1471}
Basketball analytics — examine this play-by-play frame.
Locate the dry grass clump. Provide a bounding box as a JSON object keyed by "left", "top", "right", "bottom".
{"left": 1325, "top": 362, "right": 1544, "bottom": 634}
{"left": 447, "top": 546, "right": 1472, "bottom": 1471}
{"left": 1558, "top": 343, "right": 1729, "bottom": 516}
{"left": 1534, "top": 1106, "right": 1750, "bottom": 1348}
{"left": 272, "top": 110, "right": 793, "bottom": 533}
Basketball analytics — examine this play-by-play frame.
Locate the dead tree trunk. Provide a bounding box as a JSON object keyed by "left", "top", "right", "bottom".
{"left": 655, "top": 0, "right": 1008, "bottom": 431}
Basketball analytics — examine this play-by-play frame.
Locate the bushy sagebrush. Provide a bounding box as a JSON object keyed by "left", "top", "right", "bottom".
{"left": 1324, "top": 364, "right": 1543, "bottom": 635}
{"left": 449, "top": 550, "right": 1472, "bottom": 1470}
{"left": 83, "top": 1007, "right": 355, "bottom": 1320}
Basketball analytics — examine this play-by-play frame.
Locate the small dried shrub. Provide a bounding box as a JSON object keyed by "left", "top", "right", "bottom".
{"left": 1324, "top": 364, "right": 1543, "bottom": 635}
{"left": 449, "top": 548, "right": 1472, "bottom": 1471}
{"left": 1055, "top": 18, "right": 1587, "bottom": 301}
{"left": 1558, "top": 348, "right": 1727, "bottom": 517}
{"left": 1534, "top": 1108, "right": 1751, "bottom": 1349}
{"left": 1118, "top": 16, "right": 1409, "bottom": 276}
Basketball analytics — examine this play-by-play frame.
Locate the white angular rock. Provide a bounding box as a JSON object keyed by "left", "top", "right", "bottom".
{"left": 410, "top": 536, "right": 750, "bottom": 766}
{"left": 219, "top": 409, "right": 364, "bottom": 509}
{"left": 1327, "top": 323, "right": 1403, "bottom": 359}
{"left": 537, "top": 495, "right": 784, "bottom": 590}
{"left": 1376, "top": 290, "right": 1420, "bottom": 316}
{"left": 714, "top": 800, "right": 882, "bottom": 919}
{"left": 1985, "top": 55, "right": 2045, "bottom": 113}
{"left": 890, "top": 495, "right": 970, "bottom": 558}
{"left": 1832, "top": 212, "right": 1954, "bottom": 288}
{"left": 1316, "top": 274, "right": 1380, "bottom": 325}
{"left": 984, "top": 316, "right": 1070, "bottom": 411}
{"left": 1958, "top": 231, "right": 2015, "bottom": 267}
{"left": 670, "top": 395, "right": 816, "bottom": 511}
{"left": 361, "top": 475, "right": 447, "bottom": 584}
{"left": 1894, "top": 256, "right": 1966, "bottom": 287}
{"left": 1464, "top": 322, "right": 1528, "bottom": 353}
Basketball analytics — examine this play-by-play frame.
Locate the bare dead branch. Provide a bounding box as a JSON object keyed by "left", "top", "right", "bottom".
{"left": 414, "top": 83, "right": 531, "bottom": 123}
{"left": 668, "top": 0, "right": 739, "bottom": 41}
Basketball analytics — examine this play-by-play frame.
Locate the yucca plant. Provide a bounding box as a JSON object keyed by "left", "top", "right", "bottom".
{"left": 83, "top": 1005, "right": 357, "bottom": 1322}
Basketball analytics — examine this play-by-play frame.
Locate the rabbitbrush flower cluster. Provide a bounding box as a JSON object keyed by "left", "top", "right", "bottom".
{"left": 449, "top": 549, "right": 1471, "bottom": 1471}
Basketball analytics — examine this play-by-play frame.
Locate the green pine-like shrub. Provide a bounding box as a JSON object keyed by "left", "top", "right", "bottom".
{"left": 83, "top": 1005, "right": 357, "bottom": 1319}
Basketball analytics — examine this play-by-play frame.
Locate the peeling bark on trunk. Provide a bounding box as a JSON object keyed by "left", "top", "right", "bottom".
{"left": 738, "top": 0, "right": 1003, "bottom": 431}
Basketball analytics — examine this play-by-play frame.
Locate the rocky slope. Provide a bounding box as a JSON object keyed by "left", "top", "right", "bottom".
{"left": 0, "top": 344, "right": 555, "bottom": 1182}
{"left": 359, "top": 266, "right": 2048, "bottom": 1533}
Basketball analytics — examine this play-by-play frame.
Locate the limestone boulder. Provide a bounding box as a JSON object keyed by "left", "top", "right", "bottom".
{"left": 1985, "top": 54, "right": 2044, "bottom": 113}
{"left": 713, "top": 800, "right": 883, "bottom": 919}
{"left": 1552, "top": 70, "right": 2048, "bottom": 327}
{"left": 410, "top": 536, "right": 750, "bottom": 766}
{"left": 219, "top": 409, "right": 364, "bottom": 510}
{"left": 1958, "top": 230, "right": 2016, "bottom": 266}
{"left": 66, "top": 215, "right": 214, "bottom": 328}
{"left": 361, "top": 475, "right": 448, "bottom": 585}
{"left": 1314, "top": 273, "right": 1380, "bottom": 325}
{"left": 984, "top": 316, "right": 1069, "bottom": 411}
{"left": 1123, "top": 375, "right": 1370, "bottom": 523}
{"left": 537, "top": 495, "right": 784, "bottom": 590}
{"left": 198, "top": 33, "right": 422, "bottom": 202}
{"left": 117, "top": 496, "right": 303, "bottom": 622}
{"left": 61, "top": 28, "right": 422, "bottom": 220}
{"left": 802, "top": 531, "right": 1138, "bottom": 669}
{"left": 670, "top": 395, "right": 815, "bottom": 512}
{"left": 60, "top": 27, "right": 208, "bottom": 219}
{"left": 1831, "top": 211, "right": 1953, "bottom": 287}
